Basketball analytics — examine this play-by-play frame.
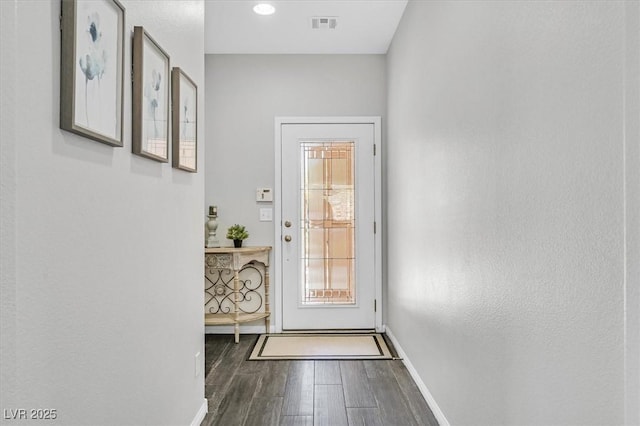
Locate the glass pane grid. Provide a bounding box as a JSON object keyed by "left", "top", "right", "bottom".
{"left": 300, "top": 141, "right": 356, "bottom": 305}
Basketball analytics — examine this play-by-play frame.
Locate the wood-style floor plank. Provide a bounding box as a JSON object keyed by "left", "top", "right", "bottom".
{"left": 210, "top": 373, "right": 260, "bottom": 426}
{"left": 314, "top": 384, "right": 348, "bottom": 426}
{"left": 281, "top": 361, "right": 314, "bottom": 416}
{"left": 255, "top": 361, "right": 290, "bottom": 397}
{"left": 244, "top": 396, "right": 283, "bottom": 426}
{"left": 204, "top": 389, "right": 220, "bottom": 419}
{"left": 205, "top": 337, "right": 254, "bottom": 389}
{"left": 279, "top": 415, "right": 313, "bottom": 426}
{"left": 363, "top": 360, "right": 395, "bottom": 379}
{"left": 242, "top": 358, "right": 269, "bottom": 375}
{"left": 346, "top": 407, "right": 384, "bottom": 426}
{"left": 370, "top": 376, "right": 419, "bottom": 426}
{"left": 314, "top": 361, "right": 342, "bottom": 385}
{"left": 339, "top": 361, "right": 377, "bottom": 408}
{"left": 390, "top": 362, "right": 440, "bottom": 426}
{"left": 204, "top": 335, "right": 231, "bottom": 375}
{"left": 204, "top": 336, "right": 255, "bottom": 422}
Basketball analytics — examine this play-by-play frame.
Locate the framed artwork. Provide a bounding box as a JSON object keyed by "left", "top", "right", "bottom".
{"left": 60, "top": 0, "right": 125, "bottom": 147}
{"left": 132, "top": 26, "right": 170, "bottom": 162}
{"left": 171, "top": 68, "right": 198, "bottom": 172}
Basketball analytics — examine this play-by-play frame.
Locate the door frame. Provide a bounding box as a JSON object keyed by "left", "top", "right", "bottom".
{"left": 274, "top": 116, "right": 382, "bottom": 332}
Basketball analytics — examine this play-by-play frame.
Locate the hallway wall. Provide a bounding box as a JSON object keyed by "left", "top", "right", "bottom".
{"left": 0, "top": 1, "right": 206, "bottom": 424}
{"left": 204, "top": 54, "right": 386, "bottom": 329}
{"left": 386, "top": 1, "right": 639, "bottom": 425}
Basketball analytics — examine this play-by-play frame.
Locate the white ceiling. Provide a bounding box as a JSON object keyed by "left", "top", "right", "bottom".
{"left": 205, "top": 0, "right": 408, "bottom": 54}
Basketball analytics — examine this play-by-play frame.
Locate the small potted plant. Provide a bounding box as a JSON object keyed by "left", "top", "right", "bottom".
{"left": 226, "top": 224, "right": 249, "bottom": 248}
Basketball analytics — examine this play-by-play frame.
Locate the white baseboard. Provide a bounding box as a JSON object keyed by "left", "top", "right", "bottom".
{"left": 204, "top": 325, "right": 273, "bottom": 334}
{"left": 190, "top": 399, "right": 208, "bottom": 426}
{"left": 385, "top": 326, "right": 450, "bottom": 426}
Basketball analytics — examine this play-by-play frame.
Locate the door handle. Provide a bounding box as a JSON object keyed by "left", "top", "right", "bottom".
{"left": 284, "top": 221, "right": 292, "bottom": 228}
{"left": 284, "top": 235, "right": 292, "bottom": 242}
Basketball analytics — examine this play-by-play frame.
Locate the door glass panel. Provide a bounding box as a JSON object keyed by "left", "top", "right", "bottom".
{"left": 300, "top": 141, "right": 356, "bottom": 305}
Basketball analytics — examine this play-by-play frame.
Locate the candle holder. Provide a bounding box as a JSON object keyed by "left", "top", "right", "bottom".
{"left": 206, "top": 206, "right": 220, "bottom": 248}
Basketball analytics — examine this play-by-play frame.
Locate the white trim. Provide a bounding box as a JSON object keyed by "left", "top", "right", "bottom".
{"left": 274, "top": 117, "right": 383, "bottom": 333}
{"left": 205, "top": 325, "right": 274, "bottom": 334}
{"left": 385, "top": 326, "right": 450, "bottom": 426}
{"left": 190, "top": 399, "right": 208, "bottom": 426}
{"left": 274, "top": 119, "right": 283, "bottom": 333}
{"left": 373, "top": 118, "right": 382, "bottom": 332}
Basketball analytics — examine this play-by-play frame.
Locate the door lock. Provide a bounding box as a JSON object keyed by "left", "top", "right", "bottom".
{"left": 284, "top": 221, "right": 292, "bottom": 228}
{"left": 284, "top": 235, "right": 292, "bottom": 242}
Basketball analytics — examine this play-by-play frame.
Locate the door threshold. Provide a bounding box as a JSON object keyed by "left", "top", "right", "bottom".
{"left": 280, "top": 329, "right": 376, "bottom": 334}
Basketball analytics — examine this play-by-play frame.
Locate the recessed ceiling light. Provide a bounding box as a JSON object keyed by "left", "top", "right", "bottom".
{"left": 253, "top": 3, "right": 275, "bottom": 16}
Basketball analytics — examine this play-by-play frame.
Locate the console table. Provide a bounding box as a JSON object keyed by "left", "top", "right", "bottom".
{"left": 204, "top": 246, "right": 271, "bottom": 343}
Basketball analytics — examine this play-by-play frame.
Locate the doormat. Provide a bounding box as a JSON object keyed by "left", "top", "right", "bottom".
{"left": 248, "top": 333, "right": 393, "bottom": 360}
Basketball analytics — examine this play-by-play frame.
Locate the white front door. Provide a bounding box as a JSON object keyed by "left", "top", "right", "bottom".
{"left": 280, "top": 122, "right": 377, "bottom": 330}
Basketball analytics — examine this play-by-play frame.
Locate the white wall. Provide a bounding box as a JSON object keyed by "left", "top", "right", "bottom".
{"left": 386, "top": 1, "right": 639, "bottom": 425}
{"left": 0, "top": 1, "right": 206, "bottom": 425}
{"left": 624, "top": 2, "right": 640, "bottom": 424}
{"left": 204, "top": 54, "right": 385, "bottom": 329}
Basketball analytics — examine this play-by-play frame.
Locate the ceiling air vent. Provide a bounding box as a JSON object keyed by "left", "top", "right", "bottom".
{"left": 311, "top": 17, "right": 338, "bottom": 30}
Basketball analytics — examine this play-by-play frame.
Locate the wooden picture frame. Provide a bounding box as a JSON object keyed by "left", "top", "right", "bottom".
{"left": 132, "top": 26, "right": 170, "bottom": 162}
{"left": 171, "top": 68, "right": 198, "bottom": 172}
{"left": 60, "top": 0, "right": 125, "bottom": 147}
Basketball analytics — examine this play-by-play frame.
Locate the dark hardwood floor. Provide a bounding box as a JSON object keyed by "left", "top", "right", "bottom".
{"left": 201, "top": 334, "right": 439, "bottom": 426}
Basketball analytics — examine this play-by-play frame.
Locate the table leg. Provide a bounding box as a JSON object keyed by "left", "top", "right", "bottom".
{"left": 264, "top": 266, "right": 270, "bottom": 334}
{"left": 234, "top": 268, "right": 240, "bottom": 343}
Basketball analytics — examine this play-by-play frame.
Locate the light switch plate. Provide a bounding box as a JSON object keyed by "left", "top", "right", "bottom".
{"left": 260, "top": 208, "right": 273, "bottom": 222}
